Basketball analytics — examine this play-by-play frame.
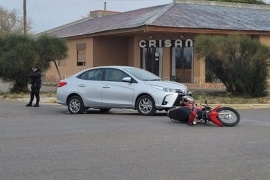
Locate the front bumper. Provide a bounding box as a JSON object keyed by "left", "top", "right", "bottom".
{"left": 172, "top": 93, "right": 191, "bottom": 106}
{"left": 156, "top": 92, "right": 192, "bottom": 110}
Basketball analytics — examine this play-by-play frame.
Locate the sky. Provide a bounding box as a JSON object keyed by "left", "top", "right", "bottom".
{"left": 1, "top": 0, "right": 270, "bottom": 34}
{"left": 1, "top": 0, "right": 172, "bottom": 33}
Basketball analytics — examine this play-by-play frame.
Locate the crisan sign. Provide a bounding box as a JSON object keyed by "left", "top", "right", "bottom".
{"left": 139, "top": 39, "right": 193, "bottom": 48}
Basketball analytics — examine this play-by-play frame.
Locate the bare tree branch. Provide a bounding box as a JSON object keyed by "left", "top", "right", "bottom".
{"left": 0, "top": 6, "right": 32, "bottom": 34}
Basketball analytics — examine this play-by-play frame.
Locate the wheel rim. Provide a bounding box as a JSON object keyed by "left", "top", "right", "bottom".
{"left": 138, "top": 98, "right": 152, "bottom": 114}
{"left": 69, "top": 99, "right": 81, "bottom": 113}
{"left": 218, "top": 110, "right": 238, "bottom": 124}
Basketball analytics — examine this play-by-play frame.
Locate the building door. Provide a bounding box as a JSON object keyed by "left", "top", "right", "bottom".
{"left": 141, "top": 48, "right": 163, "bottom": 77}
{"left": 171, "top": 40, "right": 193, "bottom": 83}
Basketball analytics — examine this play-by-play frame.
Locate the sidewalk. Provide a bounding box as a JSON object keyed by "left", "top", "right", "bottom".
{"left": 5, "top": 84, "right": 270, "bottom": 109}
{"left": 14, "top": 95, "right": 270, "bottom": 109}
{"left": 15, "top": 95, "right": 57, "bottom": 105}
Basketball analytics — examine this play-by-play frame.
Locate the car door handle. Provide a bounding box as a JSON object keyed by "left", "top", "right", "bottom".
{"left": 79, "top": 84, "right": 85, "bottom": 87}
{"left": 102, "top": 86, "right": 110, "bottom": 88}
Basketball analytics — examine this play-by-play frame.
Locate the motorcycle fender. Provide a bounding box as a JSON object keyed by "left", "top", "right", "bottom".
{"left": 213, "top": 105, "right": 221, "bottom": 111}
{"left": 209, "top": 111, "right": 223, "bottom": 127}
{"left": 188, "top": 110, "right": 197, "bottom": 124}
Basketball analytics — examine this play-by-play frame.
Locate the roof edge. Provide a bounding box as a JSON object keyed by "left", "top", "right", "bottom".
{"left": 145, "top": 25, "right": 270, "bottom": 35}
{"left": 144, "top": 3, "right": 174, "bottom": 25}
{"left": 175, "top": 0, "right": 270, "bottom": 10}
{"left": 34, "top": 17, "right": 93, "bottom": 37}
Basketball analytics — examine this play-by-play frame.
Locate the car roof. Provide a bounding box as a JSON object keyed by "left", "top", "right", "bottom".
{"left": 93, "top": 66, "right": 137, "bottom": 69}
{"left": 72, "top": 66, "right": 139, "bottom": 76}
{"left": 86, "top": 66, "right": 140, "bottom": 71}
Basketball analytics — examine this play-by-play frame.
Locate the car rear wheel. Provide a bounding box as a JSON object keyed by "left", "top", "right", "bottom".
{"left": 136, "top": 95, "right": 156, "bottom": 116}
{"left": 68, "top": 96, "right": 85, "bottom": 114}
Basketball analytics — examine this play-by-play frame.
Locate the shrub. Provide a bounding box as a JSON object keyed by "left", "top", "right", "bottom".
{"left": 195, "top": 34, "right": 270, "bottom": 97}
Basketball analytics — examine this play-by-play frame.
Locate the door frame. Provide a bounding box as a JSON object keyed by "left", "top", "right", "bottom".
{"left": 170, "top": 46, "right": 194, "bottom": 83}
{"left": 141, "top": 47, "right": 163, "bottom": 78}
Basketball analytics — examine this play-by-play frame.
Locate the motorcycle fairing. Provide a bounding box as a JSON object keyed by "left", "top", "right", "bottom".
{"left": 209, "top": 105, "right": 223, "bottom": 127}
{"left": 212, "top": 105, "right": 221, "bottom": 111}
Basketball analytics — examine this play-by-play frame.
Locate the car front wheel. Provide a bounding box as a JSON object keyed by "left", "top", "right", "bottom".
{"left": 68, "top": 95, "right": 85, "bottom": 114}
{"left": 136, "top": 95, "right": 156, "bottom": 116}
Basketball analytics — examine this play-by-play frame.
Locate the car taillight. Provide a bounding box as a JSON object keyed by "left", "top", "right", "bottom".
{"left": 58, "top": 81, "right": 67, "bottom": 87}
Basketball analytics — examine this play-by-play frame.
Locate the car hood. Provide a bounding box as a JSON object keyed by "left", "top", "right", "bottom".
{"left": 143, "top": 80, "right": 188, "bottom": 90}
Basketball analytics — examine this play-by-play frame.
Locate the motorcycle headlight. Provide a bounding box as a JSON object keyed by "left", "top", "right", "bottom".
{"left": 151, "top": 85, "right": 175, "bottom": 92}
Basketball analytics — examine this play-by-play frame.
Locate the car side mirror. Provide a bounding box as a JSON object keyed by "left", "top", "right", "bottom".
{"left": 122, "top": 77, "right": 132, "bottom": 83}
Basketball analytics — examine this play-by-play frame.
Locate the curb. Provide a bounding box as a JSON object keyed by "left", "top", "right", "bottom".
{"left": 12, "top": 98, "right": 270, "bottom": 109}
{"left": 14, "top": 97, "right": 57, "bottom": 104}
{"left": 202, "top": 104, "right": 270, "bottom": 110}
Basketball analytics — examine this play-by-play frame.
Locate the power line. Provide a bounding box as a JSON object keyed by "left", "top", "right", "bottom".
{"left": 34, "top": 0, "right": 45, "bottom": 31}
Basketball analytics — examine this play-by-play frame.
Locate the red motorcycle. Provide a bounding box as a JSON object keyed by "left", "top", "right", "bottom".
{"left": 167, "top": 96, "right": 240, "bottom": 127}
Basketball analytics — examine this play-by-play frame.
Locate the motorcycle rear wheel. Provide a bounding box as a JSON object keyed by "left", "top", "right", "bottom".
{"left": 217, "top": 107, "right": 240, "bottom": 127}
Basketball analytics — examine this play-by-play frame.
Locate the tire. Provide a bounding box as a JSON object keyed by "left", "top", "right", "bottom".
{"left": 217, "top": 107, "right": 240, "bottom": 127}
{"left": 136, "top": 95, "right": 156, "bottom": 116}
{"left": 100, "top": 108, "right": 111, "bottom": 112}
{"left": 68, "top": 95, "right": 85, "bottom": 114}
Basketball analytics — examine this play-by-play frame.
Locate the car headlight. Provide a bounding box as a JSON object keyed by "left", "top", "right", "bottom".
{"left": 151, "top": 85, "right": 175, "bottom": 92}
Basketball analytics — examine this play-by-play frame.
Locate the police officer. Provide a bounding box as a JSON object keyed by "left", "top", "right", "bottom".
{"left": 26, "top": 64, "right": 41, "bottom": 107}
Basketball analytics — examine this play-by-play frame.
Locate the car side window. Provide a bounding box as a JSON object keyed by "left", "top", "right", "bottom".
{"left": 78, "top": 71, "right": 89, "bottom": 80}
{"left": 78, "top": 69, "right": 104, "bottom": 81}
{"left": 105, "top": 69, "right": 129, "bottom": 82}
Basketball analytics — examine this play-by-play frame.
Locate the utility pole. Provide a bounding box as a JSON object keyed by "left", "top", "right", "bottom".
{"left": 23, "top": 0, "right": 27, "bottom": 34}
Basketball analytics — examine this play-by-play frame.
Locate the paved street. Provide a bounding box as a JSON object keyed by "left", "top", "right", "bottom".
{"left": 0, "top": 99, "right": 270, "bottom": 180}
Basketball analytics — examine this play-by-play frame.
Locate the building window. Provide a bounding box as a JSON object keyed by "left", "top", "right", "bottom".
{"left": 175, "top": 47, "right": 192, "bottom": 69}
{"left": 58, "top": 59, "right": 66, "bottom": 66}
{"left": 171, "top": 46, "right": 193, "bottom": 83}
{"left": 141, "top": 47, "right": 162, "bottom": 77}
{"left": 76, "top": 43, "right": 86, "bottom": 66}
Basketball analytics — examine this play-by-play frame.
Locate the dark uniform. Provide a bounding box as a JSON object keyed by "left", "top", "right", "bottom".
{"left": 26, "top": 67, "right": 41, "bottom": 107}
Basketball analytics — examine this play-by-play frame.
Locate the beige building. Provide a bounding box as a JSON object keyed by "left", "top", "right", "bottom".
{"left": 41, "top": 0, "right": 270, "bottom": 87}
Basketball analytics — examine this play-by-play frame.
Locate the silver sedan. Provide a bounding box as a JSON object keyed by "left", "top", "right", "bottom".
{"left": 57, "top": 66, "right": 192, "bottom": 115}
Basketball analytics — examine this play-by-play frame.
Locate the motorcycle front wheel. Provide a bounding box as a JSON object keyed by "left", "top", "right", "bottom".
{"left": 217, "top": 107, "right": 240, "bottom": 127}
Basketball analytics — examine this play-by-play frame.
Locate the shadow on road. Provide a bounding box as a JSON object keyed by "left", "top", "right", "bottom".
{"left": 58, "top": 109, "right": 168, "bottom": 116}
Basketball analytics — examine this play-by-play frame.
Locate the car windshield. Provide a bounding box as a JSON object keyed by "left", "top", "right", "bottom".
{"left": 124, "top": 67, "right": 161, "bottom": 81}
